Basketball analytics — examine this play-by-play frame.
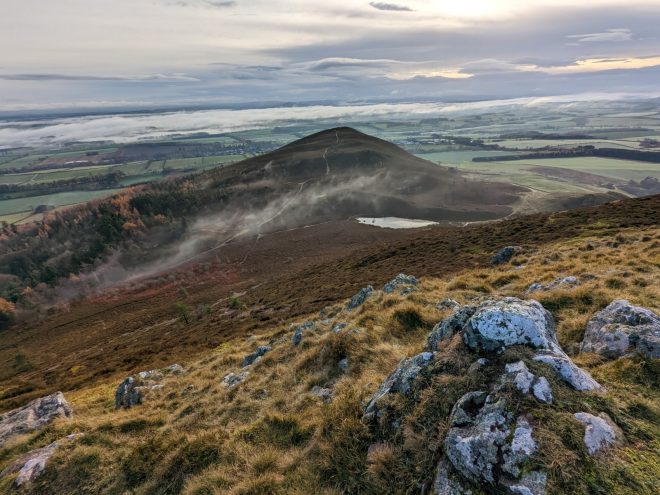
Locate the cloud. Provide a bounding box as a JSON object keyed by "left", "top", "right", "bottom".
{"left": 0, "top": 73, "right": 199, "bottom": 82}
{"left": 369, "top": 2, "right": 413, "bottom": 12}
{"left": 566, "top": 28, "right": 633, "bottom": 43}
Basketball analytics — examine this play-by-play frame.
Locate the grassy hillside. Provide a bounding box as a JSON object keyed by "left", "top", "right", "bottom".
{"left": 1, "top": 206, "right": 657, "bottom": 494}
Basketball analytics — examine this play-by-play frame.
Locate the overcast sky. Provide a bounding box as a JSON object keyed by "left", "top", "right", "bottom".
{"left": 1, "top": 0, "right": 659, "bottom": 112}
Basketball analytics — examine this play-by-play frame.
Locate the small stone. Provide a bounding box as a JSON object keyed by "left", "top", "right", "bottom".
{"left": 383, "top": 274, "right": 419, "bottom": 294}
{"left": 503, "top": 416, "right": 537, "bottom": 477}
{"left": 491, "top": 246, "right": 519, "bottom": 266}
{"left": 504, "top": 471, "right": 548, "bottom": 495}
{"left": 574, "top": 412, "right": 623, "bottom": 455}
{"left": 437, "top": 298, "right": 461, "bottom": 311}
{"left": 338, "top": 358, "right": 349, "bottom": 372}
{"left": 311, "top": 386, "right": 333, "bottom": 403}
{"left": 532, "top": 377, "right": 553, "bottom": 404}
{"left": 505, "top": 361, "right": 535, "bottom": 394}
{"left": 222, "top": 370, "right": 249, "bottom": 389}
{"left": 332, "top": 322, "right": 347, "bottom": 333}
{"left": 242, "top": 345, "right": 271, "bottom": 367}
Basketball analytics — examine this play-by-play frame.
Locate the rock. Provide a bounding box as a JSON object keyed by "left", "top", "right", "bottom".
{"left": 338, "top": 357, "right": 349, "bottom": 372}
{"left": 491, "top": 246, "right": 519, "bottom": 266}
{"left": 243, "top": 345, "right": 271, "bottom": 366}
{"left": 311, "top": 386, "right": 333, "bottom": 403}
{"left": 445, "top": 397, "right": 513, "bottom": 483}
{"left": 291, "top": 321, "right": 315, "bottom": 346}
{"left": 462, "top": 298, "right": 562, "bottom": 354}
{"left": 346, "top": 285, "right": 374, "bottom": 310}
{"left": 526, "top": 276, "right": 579, "bottom": 294}
{"left": 533, "top": 353, "right": 602, "bottom": 391}
{"left": 363, "top": 352, "right": 434, "bottom": 422}
{"left": 0, "top": 393, "right": 73, "bottom": 447}
{"left": 332, "top": 322, "right": 347, "bottom": 333}
{"left": 503, "top": 471, "right": 548, "bottom": 495}
{"left": 503, "top": 416, "right": 537, "bottom": 477}
{"left": 467, "top": 358, "right": 489, "bottom": 374}
{"left": 427, "top": 306, "right": 476, "bottom": 351}
{"left": 1, "top": 434, "right": 82, "bottom": 486}
{"left": 222, "top": 371, "right": 249, "bottom": 389}
{"left": 437, "top": 298, "right": 461, "bottom": 311}
{"left": 431, "top": 459, "right": 473, "bottom": 494}
{"left": 502, "top": 361, "right": 553, "bottom": 404}
{"left": 400, "top": 286, "right": 418, "bottom": 296}
{"left": 580, "top": 300, "right": 660, "bottom": 359}
{"left": 574, "top": 412, "right": 623, "bottom": 455}
{"left": 383, "top": 274, "right": 419, "bottom": 294}
{"left": 445, "top": 396, "right": 538, "bottom": 487}
{"left": 115, "top": 363, "right": 185, "bottom": 409}
{"left": 532, "top": 377, "right": 553, "bottom": 404}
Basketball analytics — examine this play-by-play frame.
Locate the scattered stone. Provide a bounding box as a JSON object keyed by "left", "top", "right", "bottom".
{"left": 115, "top": 363, "right": 185, "bottom": 409}
{"left": 383, "top": 274, "right": 419, "bottom": 294}
{"left": 338, "top": 358, "right": 349, "bottom": 372}
{"left": 243, "top": 345, "right": 271, "bottom": 367}
{"left": 311, "top": 386, "right": 333, "bottom": 403}
{"left": 526, "top": 276, "right": 579, "bottom": 294}
{"left": 533, "top": 353, "right": 602, "bottom": 391}
{"left": 363, "top": 352, "right": 434, "bottom": 422}
{"left": 437, "top": 298, "right": 461, "bottom": 311}
{"left": 502, "top": 361, "right": 553, "bottom": 404}
{"left": 462, "top": 298, "right": 562, "bottom": 354}
{"left": 332, "top": 322, "right": 347, "bottom": 333}
{"left": 346, "top": 285, "right": 374, "bottom": 310}
{"left": 491, "top": 246, "right": 519, "bottom": 266}
{"left": 574, "top": 412, "right": 623, "bottom": 455}
{"left": 0, "top": 393, "right": 73, "bottom": 447}
{"left": 580, "top": 300, "right": 660, "bottom": 359}
{"left": 222, "top": 371, "right": 249, "bottom": 389}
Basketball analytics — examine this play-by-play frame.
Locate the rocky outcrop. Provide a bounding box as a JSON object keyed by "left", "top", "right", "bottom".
{"left": 574, "top": 412, "right": 623, "bottom": 455}
{"left": 346, "top": 285, "right": 374, "bottom": 310}
{"left": 242, "top": 345, "right": 271, "bottom": 366}
{"left": 0, "top": 393, "right": 72, "bottom": 447}
{"left": 115, "top": 363, "right": 184, "bottom": 409}
{"left": 491, "top": 246, "right": 519, "bottom": 266}
{"left": 580, "top": 300, "right": 660, "bottom": 359}
{"left": 383, "top": 274, "right": 419, "bottom": 294}
{"left": 363, "top": 352, "right": 434, "bottom": 423}
{"left": 427, "top": 306, "right": 476, "bottom": 351}
{"left": 0, "top": 434, "right": 82, "bottom": 487}
{"left": 533, "top": 353, "right": 602, "bottom": 391}
{"left": 526, "top": 276, "right": 579, "bottom": 294}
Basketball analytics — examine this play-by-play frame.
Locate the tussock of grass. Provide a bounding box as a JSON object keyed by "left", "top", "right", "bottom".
{"left": 3, "top": 227, "right": 659, "bottom": 494}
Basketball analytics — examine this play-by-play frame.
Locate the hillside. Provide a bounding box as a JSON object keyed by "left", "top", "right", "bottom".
{"left": 0, "top": 194, "right": 658, "bottom": 494}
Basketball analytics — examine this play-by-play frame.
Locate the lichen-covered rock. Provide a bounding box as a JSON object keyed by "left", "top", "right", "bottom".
{"left": 491, "top": 246, "right": 519, "bottom": 266}
{"left": 574, "top": 412, "right": 623, "bottom": 454}
{"left": 115, "top": 363, "right": 185, "bottom": 408}
{"left": 462, "top": 298, "right": 562, "bottom": 354}
{"left": 449, "top": 391, "right": 488, "bottom": 427}
{"left": 363, "top": 352, "right": 434, "bottom": 422}
{"left": 580, "top": 300, "right": 660, "bottom": 359}
{"left": 502, "top": 361, "right": 553, "bottom": 404}
{"left": 311, "top": 386, "right": 333, "bottom": 403}
{"left": 445, "top": 397, "right": 513, "bottom": 483}
{"left": 383, "top": 274, "right": 419, "bottom": 294}
{"left": 503, "top": 416, "right": 537, "bottom": 477}
{"left": 437, "top": 298, "right": 461, "bottom": 311}
{"left": 338, "top": 357, "right": 349, "bottom": 372}
{"left": 222, "top": 371, "right": 249, "bottom": 389}
{"left": 243, "top": 345, "right": 271, "bottom": 366}
{"left": 427, "top": 306, "right": 476, "bottom": 351}
{"left": 346, "top": 285, "right": 374, "bottom": 310}
{"left": 533, "top": 353, "right": 602, "bottom": 391}
{"left": 1, "top": 434, "right": 82, "bottom": 487}
{"left": 526, "top": 276, "right": 579, "bottom": 294}
{"left": 432, "top": 460, "right": 473, "bottom": 494}
{"left": 0, "top": 392, "right": 72, "bottom": 447}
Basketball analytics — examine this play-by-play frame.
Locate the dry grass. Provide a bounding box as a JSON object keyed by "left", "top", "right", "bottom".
{"left": 1, "top": 227, "right": 658, "bottom": 494}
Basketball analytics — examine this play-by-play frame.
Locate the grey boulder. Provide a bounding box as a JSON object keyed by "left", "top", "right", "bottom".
{"left": 383, "top": 274, "right": 419, "bottom": 294}
{"left": 0, "top": 392, "right": 72, "bottom": 447}
{"left": 574, "top": 412, "right": 623, "bottom": 455}
{"left": 346, "top": 285, "right": 374, "bottom": 310}
{"left": 115, "top": 363, "right": 184, "bottom": 409}
{"left": 580, "top": 300, "right": 660, "bottom": 359}
{"left": 491, "top": 246, "right": 519, "bottom": 266}
{"left": 243, "top": 345, "right": 271, "bottom": 366}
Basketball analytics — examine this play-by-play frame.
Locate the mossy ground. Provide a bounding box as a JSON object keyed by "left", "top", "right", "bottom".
{"left": 1, "top": 227, "right": 658, "bottom": 494}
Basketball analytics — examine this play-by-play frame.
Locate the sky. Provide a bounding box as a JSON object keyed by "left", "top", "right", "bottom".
{"left": 1, "top": 0, "right": 660, "bottom": 112}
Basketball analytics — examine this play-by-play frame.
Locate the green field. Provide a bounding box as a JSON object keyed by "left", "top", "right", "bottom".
{"left": 0, "top": 189, "right": 120, "bottom": 216}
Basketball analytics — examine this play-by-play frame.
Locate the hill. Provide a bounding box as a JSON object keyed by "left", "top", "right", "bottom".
{"left": 0, "top": 194, "right": 657, "bottom": 494}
